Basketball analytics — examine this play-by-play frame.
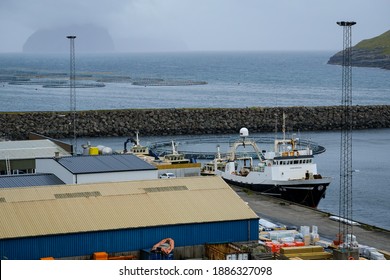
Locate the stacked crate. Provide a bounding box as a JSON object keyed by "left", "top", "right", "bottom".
{"left": 205, "top": 243, "right": 249, "bottom": 260}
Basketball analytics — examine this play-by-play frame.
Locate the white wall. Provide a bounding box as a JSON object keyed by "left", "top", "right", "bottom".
{"left": 35, "top": 158, "right": 75, "bottom": 184}
{"left": 75, "top": 169, "right": 158, "bottom": 184}
{"left": 36, "top": 158, "right": 158, "bottom": 184}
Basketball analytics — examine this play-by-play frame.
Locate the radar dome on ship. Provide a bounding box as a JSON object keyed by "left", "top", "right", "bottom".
{"left": 240, "top": 127, "right": 249, "bottom": 137}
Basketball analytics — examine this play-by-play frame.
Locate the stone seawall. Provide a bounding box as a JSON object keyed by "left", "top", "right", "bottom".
{"left": 1, "top": 105, "right": 389, "bottom": 140}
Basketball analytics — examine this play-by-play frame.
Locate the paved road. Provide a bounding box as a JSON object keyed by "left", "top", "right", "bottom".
{"left": 234, "top": 187, "right": 390, "bottom": 253}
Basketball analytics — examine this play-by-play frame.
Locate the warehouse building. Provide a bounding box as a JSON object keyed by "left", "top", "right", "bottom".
{"left": 0, "top": 176, "right": 259, "bottom": 260}
{"left": 0, "top": 139, "right": 70, "bottom": 175}
{"left": 35, "top": 154, "right": 158, "bottom": 184}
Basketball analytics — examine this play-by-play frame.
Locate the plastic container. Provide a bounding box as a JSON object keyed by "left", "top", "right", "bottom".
{"left": 140, "top": 249, "right": 174, "bottom": 260}
{"left": 89, "top": 147, "right": 99, "bottom": 155}
{"left": 93, "top": 252, "right": 108, "bottom": 260}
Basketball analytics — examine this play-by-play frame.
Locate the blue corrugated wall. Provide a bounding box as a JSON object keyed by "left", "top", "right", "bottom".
{"left": 0, "top": 219, "right": 258, "bottom": 260}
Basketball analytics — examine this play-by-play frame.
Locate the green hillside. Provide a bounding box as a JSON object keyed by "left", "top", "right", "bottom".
{"left": 355, "top": 30, "right": 390, "bottom": 55}
{"left": 328, "top": 29, "right": 390, "bottom": 70}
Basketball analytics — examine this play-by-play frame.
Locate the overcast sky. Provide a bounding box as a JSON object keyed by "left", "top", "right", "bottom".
{"left": 0, "top": 0, "right": 389, "bottom": 52}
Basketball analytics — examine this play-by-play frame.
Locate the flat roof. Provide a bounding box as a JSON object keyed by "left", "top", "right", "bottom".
{"left": 0, "top": 176, "right": 258, "bottom": 239}
{"left": 49, "top": 154, "right": 157, "bottom": 174}
{"left": 0, "top": 140, "right": 70, "bottom": 160}
{"left": 0, "top": 173, "right": 65, "bottom": 188}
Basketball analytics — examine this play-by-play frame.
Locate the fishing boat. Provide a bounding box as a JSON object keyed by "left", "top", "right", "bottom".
{"left": 200, "top": 145, "right": 228, "bottom": 176}
{"left": 215, "top": 127, "right": 332, "bottom": 208}
{"left": 123, "top": 131, "right": 153, "bottom": 159}
{"left": 122, "top": 132, "right": 200, "bottom": 177}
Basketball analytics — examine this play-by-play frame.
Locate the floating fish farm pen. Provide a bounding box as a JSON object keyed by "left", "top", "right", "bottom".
{"left": 0, "top": 176, "right": 258, "bottom": 260}
{"left": 149, "top": 136, "right": 326, "bottom": 160}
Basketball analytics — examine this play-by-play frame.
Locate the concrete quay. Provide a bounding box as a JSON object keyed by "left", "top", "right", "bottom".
{"left": 234, "top": 186, "right": 390, "bottom": 253}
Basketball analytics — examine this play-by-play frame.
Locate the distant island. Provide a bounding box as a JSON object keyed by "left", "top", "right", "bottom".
{"left": 23, "top": 24, "right": 115, "bottom": 53}
{"left": 328, "top": 29, "right": 390, "bottom": 70}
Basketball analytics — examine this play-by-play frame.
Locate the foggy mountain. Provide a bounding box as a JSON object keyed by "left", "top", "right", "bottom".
{"left": 23, "top": 24, "right": 115, "bottom": 53}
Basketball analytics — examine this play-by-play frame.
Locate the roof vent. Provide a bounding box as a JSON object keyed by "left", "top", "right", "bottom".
{"left": 54, "top": 191, "right": 102, "bottom": 199}
{"left": 144, "top": 186, "right": 188, "bottom": 193}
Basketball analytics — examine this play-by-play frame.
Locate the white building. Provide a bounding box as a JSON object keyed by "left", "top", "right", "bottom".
{"left": 0, "top": 139, "right": 70, "bottom": 175}
{"left": 36, "top": 154, "right": 158, "bottom": 184}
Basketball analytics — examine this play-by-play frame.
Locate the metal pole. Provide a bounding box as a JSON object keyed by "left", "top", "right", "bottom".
{"left": 337, "top": 21, "right": 356, "bottom": 251}
{"left": 66, "top": 36, "right": 77, "bottom": 155}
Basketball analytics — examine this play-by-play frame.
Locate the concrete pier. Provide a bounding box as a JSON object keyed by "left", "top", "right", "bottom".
{"left": 234, "top": 186, "right": 390, "bottom": 253}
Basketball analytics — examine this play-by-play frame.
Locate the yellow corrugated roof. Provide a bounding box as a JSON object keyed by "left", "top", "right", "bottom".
{"left": 0, "top": 176, "right": 258, "bottom": 239}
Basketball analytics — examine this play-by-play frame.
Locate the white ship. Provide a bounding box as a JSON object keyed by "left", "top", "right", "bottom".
{"left": 215, "top": 127, "right": 332, "bottom": 208}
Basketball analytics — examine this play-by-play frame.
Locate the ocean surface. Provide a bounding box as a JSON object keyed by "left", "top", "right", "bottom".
{"left": 1, "top": 51, "right": 390, "bottom": 111}
{"left": 0, "top": 51, "right": 389, "bottom": 230}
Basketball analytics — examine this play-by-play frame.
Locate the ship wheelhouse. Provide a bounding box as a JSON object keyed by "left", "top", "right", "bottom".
{"left": 273, "top": 155, "right": 314, "bottom": 166}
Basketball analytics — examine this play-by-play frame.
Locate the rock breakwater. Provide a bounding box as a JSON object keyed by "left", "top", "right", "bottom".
{"left": 1, "top": 105, "right": 389, "bottom": 140}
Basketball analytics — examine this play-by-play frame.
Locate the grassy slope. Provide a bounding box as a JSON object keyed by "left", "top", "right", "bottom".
{"left": 354, "top": 29, "right": 390, "bottom": 55}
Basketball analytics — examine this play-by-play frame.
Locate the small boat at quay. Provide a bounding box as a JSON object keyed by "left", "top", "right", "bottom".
{"left": 122, "top": 131, "right": 190, "bottom": 164}
{"left": 200, "top": 145, "right": 228, "bottom": 176}
{"left": 215, "top": 127, "right": 332, "bottom": 208}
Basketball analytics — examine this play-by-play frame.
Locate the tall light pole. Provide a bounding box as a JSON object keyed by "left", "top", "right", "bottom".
{"left": 336, "top": 21, "right": 357, "bottom": 258}
{"left": 67, "top": 35, "right": 77, "bottom": 155}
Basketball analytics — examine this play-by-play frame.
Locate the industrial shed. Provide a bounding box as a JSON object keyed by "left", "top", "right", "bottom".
{"left": 0, "top": 176, "right": 259, "bottom": 260}
{"left": 0, "top": 139, "right": 70, "bottom": 175}
{"left": 35, "top": 154, "right": 158, "bottom": 184}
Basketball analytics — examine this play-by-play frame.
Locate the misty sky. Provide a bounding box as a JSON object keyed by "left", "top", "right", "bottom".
{"left": 0, "top": 0, "right": 389, "bottom": 52}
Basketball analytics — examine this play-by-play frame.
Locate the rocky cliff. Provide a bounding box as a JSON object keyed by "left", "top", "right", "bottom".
{"left": 328, "top": 30, "right": 390, "bottom": 70}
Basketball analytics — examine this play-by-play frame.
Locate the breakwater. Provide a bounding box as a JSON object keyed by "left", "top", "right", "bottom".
{"left": 1, "top": 105, "right": 389, "bottom": 140}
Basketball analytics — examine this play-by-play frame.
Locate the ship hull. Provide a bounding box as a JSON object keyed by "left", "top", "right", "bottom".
{"left": 221, "top": 177, "right": 331, "bottom": 208}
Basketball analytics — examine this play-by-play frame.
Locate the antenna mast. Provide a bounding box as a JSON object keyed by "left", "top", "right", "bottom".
{"left": 336, "top": 21, "right": 356, "bottom": 256}
{"left": 67, "top": 35, "right": 77, "bottom": 155}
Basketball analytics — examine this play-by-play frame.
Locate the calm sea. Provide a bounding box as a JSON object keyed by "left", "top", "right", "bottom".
{"left": 0, "top": 51, "right": 389, "bottom": 230}
{"left": 1, "top": 51, "right": 390, "bottom": 111}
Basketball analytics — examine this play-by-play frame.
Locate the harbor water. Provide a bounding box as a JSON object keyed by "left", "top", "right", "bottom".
{"left": 0, "top": 51, "right": 389, "bottom": 230}
{"left": 74, "top": 128, "right": 390, "bottom": 231}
